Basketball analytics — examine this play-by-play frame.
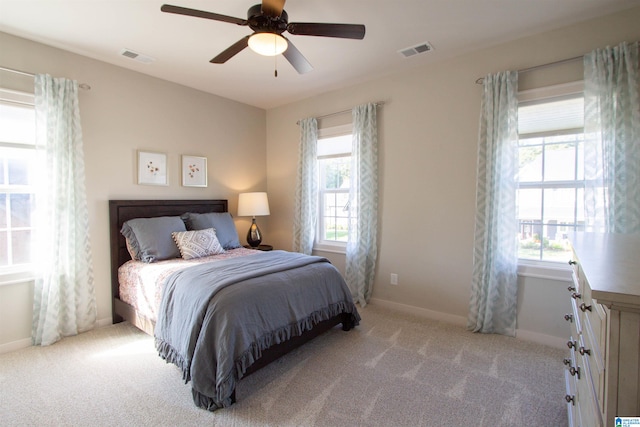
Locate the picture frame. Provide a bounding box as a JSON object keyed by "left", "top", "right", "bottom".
{"left": 182, "top": 155, "right": 207, "bottom": 187}
{"left": 137, "top": 150, "right": 168, "bottom": 186}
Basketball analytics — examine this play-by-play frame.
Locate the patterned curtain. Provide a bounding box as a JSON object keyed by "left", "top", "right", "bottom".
{"left": 32, "top": 74, "right": 96, "bottom": 346}
{"left": 584, "top": 41, "right": 640, "bottom": 234}
{"left": 345, "top": 103, "right": 378, "bottom": 307}
{"left": 292, "top": 117, "right": 318, "bottom": 254}
{"left": 468, "top": 71, "right": 519, "bottom": 336}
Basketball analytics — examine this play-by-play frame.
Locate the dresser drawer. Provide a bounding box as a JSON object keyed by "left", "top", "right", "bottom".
{"left": 581, "top": 312, "right": 606, "bottom": 412}
{"left": 564, "top": 343, "right": 603, "bottom": 427}
{"left": 565, "top": 369, "right": 579, "bottom": 427}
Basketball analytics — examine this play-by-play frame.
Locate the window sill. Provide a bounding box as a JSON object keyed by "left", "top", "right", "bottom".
{"left": 313, "top": 243, "right": 346, "bottom": 255}
{"left": 0, "top": 267, "right": 36, "bottom": 286}
{"left": 517, "top": 259, "right": 572, "bottom": 282}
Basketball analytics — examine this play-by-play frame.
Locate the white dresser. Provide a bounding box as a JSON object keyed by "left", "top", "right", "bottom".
{"left": 564, "top": 232, "right": 640, "bottom": 427}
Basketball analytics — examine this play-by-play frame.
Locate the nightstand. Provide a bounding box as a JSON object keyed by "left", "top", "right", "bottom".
{"left": 243, "top": 244, "right": 273, "bottom": 251}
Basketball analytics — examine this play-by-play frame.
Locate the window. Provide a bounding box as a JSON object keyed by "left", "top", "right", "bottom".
{"left": 316, "top": 125, "right": 352, "bottom": 249}
{"left": 517, "top": 83, "right": 585, "bottom": 262}
{"left": 0, "top": 89, "right": 36, "bottom": 278}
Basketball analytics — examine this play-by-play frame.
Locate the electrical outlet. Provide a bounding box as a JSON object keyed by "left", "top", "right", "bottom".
{"left": 390, "top": 273, "right": 398, "bottom": 285}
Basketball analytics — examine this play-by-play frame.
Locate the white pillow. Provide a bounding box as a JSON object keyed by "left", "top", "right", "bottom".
{"left": 171, "top": 228, "right": 225, "bottom": 260}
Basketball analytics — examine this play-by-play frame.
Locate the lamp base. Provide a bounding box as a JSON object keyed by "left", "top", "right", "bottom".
{"left": 246, "top": 218, "right": 262, "bottom": 247}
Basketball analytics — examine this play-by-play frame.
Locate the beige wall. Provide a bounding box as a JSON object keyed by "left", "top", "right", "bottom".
{"left": 1, "top": 6, "right": 639, "bottom": 350}
{"left": 265, "top": 7, "right": 640, "bottom": 343}
{"left": 0, "top": 32, "right": 266, "bottom": 349}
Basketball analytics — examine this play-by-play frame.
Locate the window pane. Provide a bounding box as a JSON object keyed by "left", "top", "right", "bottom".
{"left": 576, "top": 188, "right": 585, "bottom": 223}
{"left": 0, "top": 99, "right": 36, "bottom": 269}
{"left": 10, "top": 193, "right": 33, "bottom": 227}
{"left": 544, "top": 143, "right": 575, "bottom": 181}
{"left": 334, "top": 218, "right": 349, "bottom": 242}
{"left": 8, "top": 156, "right": 31, "bottom": 185}
{"left": 518, "top": 223, "right": 542, "bottom": 260}
{"left": 321, "top": 191, "right": 349, "bottom": 242}
{"left": 0, "top": 231, "right": 7, "bottom": 266}
{"left": 0, "top": 193, "right": 6, "bottom": 228}
{"left": 544, "top": 188, "right": 576, "bottom": 225}
{"left": 0, "top": 103, "right": 35, "bottom": 145}
{"left": 320, "top": 157, "right": 350, "bottom": 190}
{"left": 12, "top": 230, "right": 31, "bottom": 264}
{"left": 576, "top": 140, "right": 584, "bottom": 181}
{"left": 517, "top": 188, "right": 542, "bottom": 221}
{"left": 519, "top": 145, "right": 543, "bottom": 182}
{"left": 541, "top": 230, "right": 572, "bottom": 263}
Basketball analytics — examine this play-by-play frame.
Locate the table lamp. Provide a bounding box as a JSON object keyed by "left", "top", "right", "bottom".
{"left": 237, "top": 192, "right": 270, "bottom": 247}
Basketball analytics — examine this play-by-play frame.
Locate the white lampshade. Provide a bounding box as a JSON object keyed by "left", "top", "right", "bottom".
{"left": 238, "top": 192, "right": 270, "bottom": 217}
{"left": 248, "top": 33, "right": 288, "bottom": 56}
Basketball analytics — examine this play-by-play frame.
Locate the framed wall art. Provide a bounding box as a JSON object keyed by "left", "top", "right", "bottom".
{"left": 182, "top": 155, "right": 207, "bottom": 187}
{"left": 137, "top": 150, "right": 168, "bottom": 186}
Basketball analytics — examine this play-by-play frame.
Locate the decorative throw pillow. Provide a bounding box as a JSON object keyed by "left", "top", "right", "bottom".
{"left": 172, "top": 228, "right": 225, "bottom": 260}
{"left": 181, "top": 212, "right": 241, "bottom": 249}
{"left": 121, "top": 216, "right": 186, "bottom": 263}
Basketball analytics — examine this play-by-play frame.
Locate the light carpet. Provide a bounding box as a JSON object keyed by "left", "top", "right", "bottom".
{"left": 0, "top": 305, "right": 567, "bottom": 426}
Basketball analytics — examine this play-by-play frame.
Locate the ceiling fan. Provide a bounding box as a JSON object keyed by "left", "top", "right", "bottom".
{"left": 161, "top": 0, "right": 366, "bottom": 74}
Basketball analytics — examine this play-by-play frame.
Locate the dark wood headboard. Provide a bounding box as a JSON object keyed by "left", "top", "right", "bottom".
{"left": 108, "top": 199, "right": 228, "bottom": 319}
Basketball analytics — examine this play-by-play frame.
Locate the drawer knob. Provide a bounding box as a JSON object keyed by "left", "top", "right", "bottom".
{"left": 569, "top": 366, "right": 581, "bottom": 379}
{"left": 567, "top": 340, "right": 577, "bottom": 349}
{"left": 567, "top": 285, "right": 576, "bottom": 292}
{"left": 565, "top": 394, "right": 575, "bottom": 405}
{"left": 564, "top": 314, "right": 573, "bottom": 322}
{"left": 568, "top": 260, "right": 577, "bottom": 265}
{"left": 580, "top": 303, "right": 592, "bottom": 312}
{"left": 571, "top": 292, "right": 582, "bottom": 300}
{"left": 563, "top": 358, "right": 572, "bottom": 366}
{"left": 579, "top": 346, "right": 591, "bottom": 356}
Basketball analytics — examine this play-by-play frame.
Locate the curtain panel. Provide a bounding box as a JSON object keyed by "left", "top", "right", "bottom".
{"left": 32, "top": 74, "right": 96, "bottom": 346}
{"left": 468, "top": 71, "right": 519, "bottom": 336}
{"left": 584, "top": 41, "right": 640, "bottom": 234}
{"left": 345, "top": 103, "right": 379, "bottom": 307}
{"left": 292, "top": 117, "right": 318, "bottom": 255}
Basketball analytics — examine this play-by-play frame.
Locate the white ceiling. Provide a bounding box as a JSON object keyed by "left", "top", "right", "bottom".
{"left": 1, "top": 0, "right": 639, "bottom": 109}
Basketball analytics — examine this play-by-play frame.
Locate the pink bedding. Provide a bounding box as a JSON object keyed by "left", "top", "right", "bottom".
{"left": 118, "top": 247, "right": 259, "bottom": 321}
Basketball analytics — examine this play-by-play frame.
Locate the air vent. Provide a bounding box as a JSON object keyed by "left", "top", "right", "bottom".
{"left": 398, "top": 41, "right": 434, "bottom": 58}
{"left": 120, "top": 49, "right": 156, "bottom": 64}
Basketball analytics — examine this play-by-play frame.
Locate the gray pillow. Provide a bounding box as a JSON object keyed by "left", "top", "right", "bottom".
{"left": 121, "top": 216, "right": 186, "bottom": 263}
{"left": 181, "top": 212, "right": 241, "bottom": 249}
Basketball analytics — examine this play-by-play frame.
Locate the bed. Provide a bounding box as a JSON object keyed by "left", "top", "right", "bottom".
{"left": 109, "top": 199, "right": 360, "bottom": 411}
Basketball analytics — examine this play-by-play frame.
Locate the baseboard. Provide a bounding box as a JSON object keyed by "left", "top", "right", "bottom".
{"left": 96, "top": 317, "right": 113, "bottom": 328}
{"left": 0, "top": 337, "right": 32, "bottom": 354}
{"left": 0, "top": 317, "right": 113, "bottom": 354}
{"left": 368, "top": 298, "right": 566, "bottom": 349}
{"left": 368, "top": 298, "right": 467, "bottom": 326}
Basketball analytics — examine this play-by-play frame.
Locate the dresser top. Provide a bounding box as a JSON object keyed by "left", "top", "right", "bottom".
{"left": 571, "top": 232, "right": 640, "bottom": 309}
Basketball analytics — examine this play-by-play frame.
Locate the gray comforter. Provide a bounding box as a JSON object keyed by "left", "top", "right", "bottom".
{"left": 155, "top": 250, "right": 360, "bottom": 411}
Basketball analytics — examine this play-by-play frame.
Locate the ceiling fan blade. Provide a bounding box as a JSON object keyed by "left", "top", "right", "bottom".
{"left": 282, "top": 38, "right": 313, "bottom": 74}
{"left": 210, "top": 36, "right": 251, "bottom": 63}
{"left": 161, "top": 4, "right": 247, "bottom": 26}
{"left": 261, "top": 0, "right": 286, "bottom": 18}
{"left": 287, "top": 22, "right": 366, "bottom": 39}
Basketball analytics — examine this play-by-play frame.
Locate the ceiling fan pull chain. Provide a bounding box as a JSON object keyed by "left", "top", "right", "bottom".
{"left": 274, "top": 54, "right": 278, "bottom": 77}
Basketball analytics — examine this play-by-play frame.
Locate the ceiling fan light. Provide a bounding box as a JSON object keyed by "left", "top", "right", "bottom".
{"left": 248, "top": 33, "right": 288, "bottom": 56}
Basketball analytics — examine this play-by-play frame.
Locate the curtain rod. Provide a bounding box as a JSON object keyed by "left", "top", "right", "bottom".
{"left": 474, "top": 55, "right": 583, "bottom": 84}
{"left": 296, "top": 101, "right": 384, "bottom": 125}
{"left": 0, "top": 65, "right": 92, "bottom": 90}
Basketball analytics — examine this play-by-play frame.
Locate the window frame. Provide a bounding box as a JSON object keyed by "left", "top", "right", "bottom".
{"left": 515, "top": 81, "right": 584, "bottom": 279}
{"left": 0, "top": 88, "right": 37, "bottom": 285}
{"left": 314, "top": 124, "right": 353, "bottom": 254}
